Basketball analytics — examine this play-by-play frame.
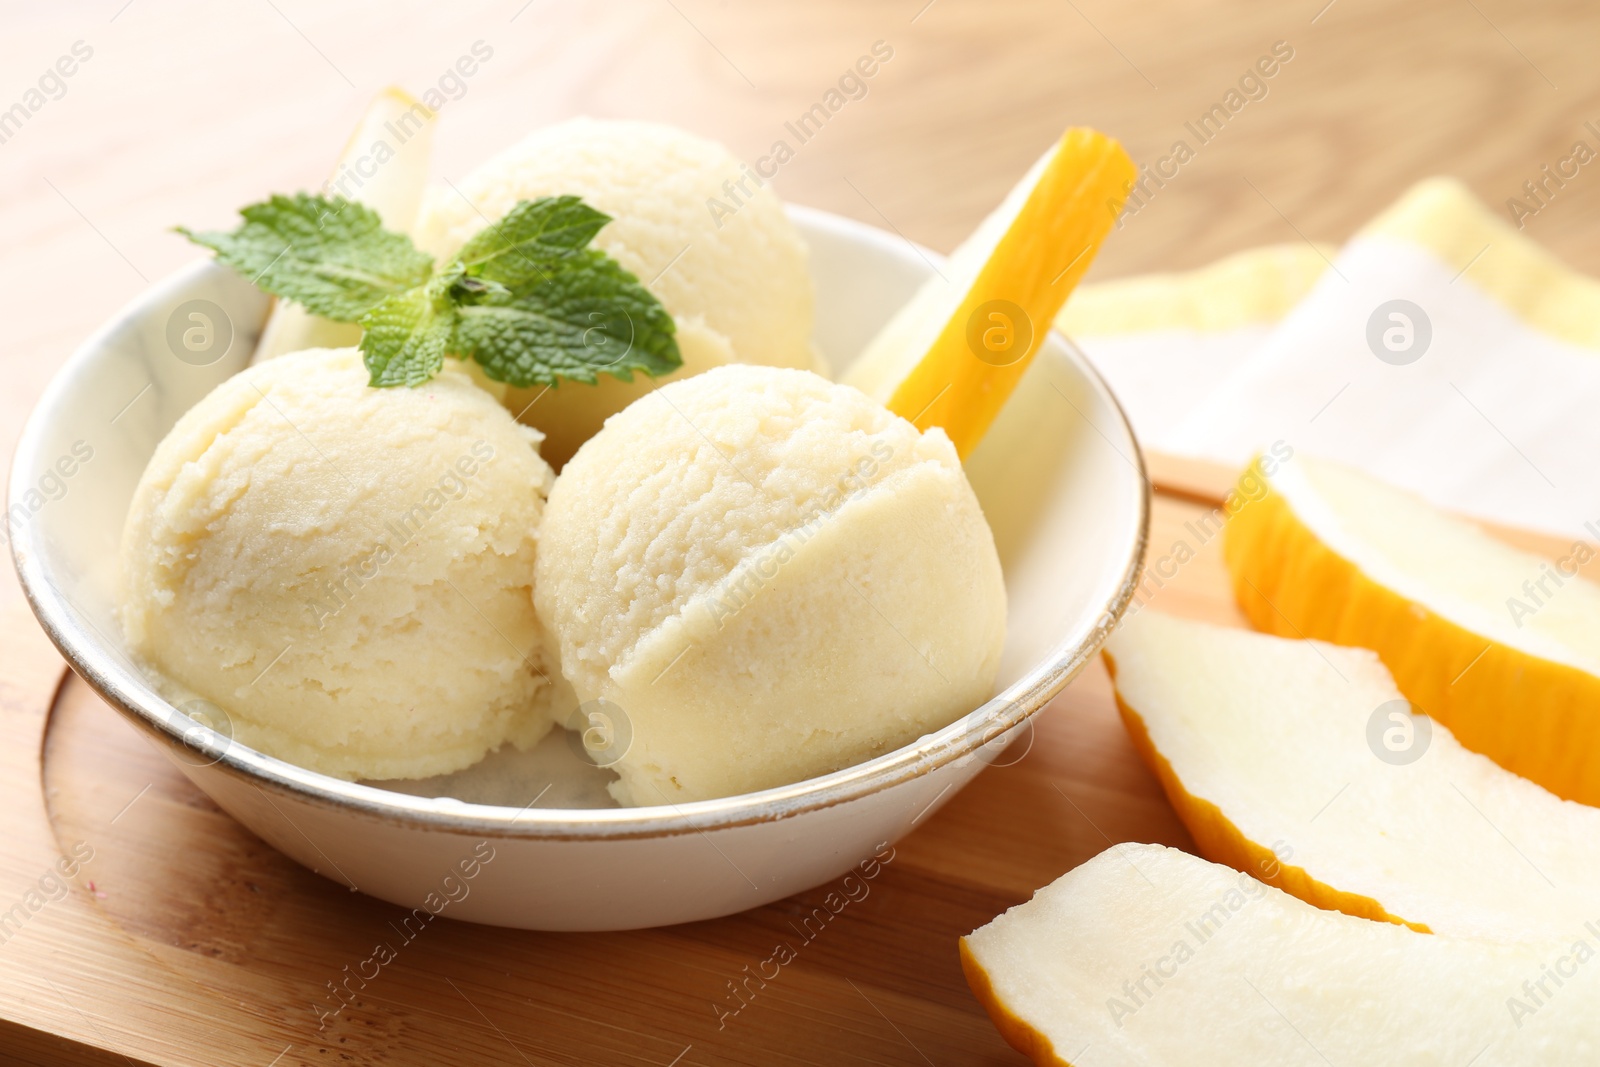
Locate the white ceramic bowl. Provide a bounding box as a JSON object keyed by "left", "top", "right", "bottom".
{"left": 10, "top": 205, "right": 1148, "bottom": 930}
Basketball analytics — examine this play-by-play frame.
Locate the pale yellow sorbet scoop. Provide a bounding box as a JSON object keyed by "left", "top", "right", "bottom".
{"left": 535, "top": 364, "right": 1007, "bottom": 806}
{"left": 119, "top": 347, "right": 558, "bottom": 781}
{"left": 413, "top": 117, "right": 819, "bottom": 469}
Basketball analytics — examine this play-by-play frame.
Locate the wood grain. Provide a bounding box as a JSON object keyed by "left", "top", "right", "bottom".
{"left": 31, "top": 495, "right": 1224, "bottom": 1067}
{"left": 2, "top": 0, "right": 1598, "bottom": 1063}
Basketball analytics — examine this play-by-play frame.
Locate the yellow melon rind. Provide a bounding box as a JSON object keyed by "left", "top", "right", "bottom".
{"left": 1103, "top": 644, "right": 1430, "bottom": 933}
{"left": 1223, "top": 467, "right": 1600, "bottom": 806}
{"left": 959, "top": 937, "right": 1073, "bottom": 1066}
{"left": 883, "top": 128, "right": 1136, "bottom": 459}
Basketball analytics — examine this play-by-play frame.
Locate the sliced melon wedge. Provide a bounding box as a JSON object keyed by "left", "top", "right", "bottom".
{"left": 843, "top": 128, "right": 1134, "bottom": 459}
{"left": 252, "top": 87, "right": 437, "bottom": 363}
{"left": 1104, "top": 609, "right": 1600, "bottom": 940}
{"left": 1226, "top": 452, "right": 1600, "bottom": 805}
{"left": 963, "top": 843, "right": 1600, "bottom": 1066}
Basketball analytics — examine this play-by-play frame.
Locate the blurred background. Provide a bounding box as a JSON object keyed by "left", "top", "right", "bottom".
{"left": 3, "top": 0, "right": 1596, "bottom": 435}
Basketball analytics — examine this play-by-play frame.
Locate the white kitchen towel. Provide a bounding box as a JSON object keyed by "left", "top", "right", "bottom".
{"left": 1061, "top": 243, "right": 1328, "bottom": 453}
{"left": 1161, "top": 178, "right": 1600, "bottom": 541}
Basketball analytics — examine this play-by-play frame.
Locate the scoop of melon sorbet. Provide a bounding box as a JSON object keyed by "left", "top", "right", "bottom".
{"left": 119, "top": 347, "right": 558, "bottom": 780}
{"left": 413, "top": 117, "right": 818, "bottom": 468}
{"left": 536, "top": 364, "right": 1007, "bottom": 806}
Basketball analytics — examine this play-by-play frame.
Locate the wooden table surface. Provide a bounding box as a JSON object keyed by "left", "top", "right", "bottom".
{"left": 3, "top": 1, "right": 1598, "bottom": 1064}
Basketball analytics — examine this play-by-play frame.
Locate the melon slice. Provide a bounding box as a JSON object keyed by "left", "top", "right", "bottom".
{"left": 253, "top": 87, "right": 436, "bottom": 363}
{"left": 1226, "top": 452, "right": 1600, "bottom": 805}
{"left": 962, "top": 843, "right": 1600, "bottom": 1066}
{"left": 844, "top": 128, "right": 1134, "bottom": 459}
{"left": 1104, "top": 609, "right": 1600, "bottom": 940}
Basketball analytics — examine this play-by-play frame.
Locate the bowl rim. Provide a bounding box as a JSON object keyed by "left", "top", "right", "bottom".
{"left": 10, "top": 204, "right": 1151, "bottom": 842}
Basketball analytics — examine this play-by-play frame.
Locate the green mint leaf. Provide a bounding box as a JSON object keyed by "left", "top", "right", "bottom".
{"left": 451, "top": 248, "right": 680, "bottom": 388}
{"left": 180, "top": 190, "right": 680, "bottom": 391}
{"left": 360, "top": 276, "right": 458, "bottom": 387}
{"left": 178, "top": 194, "right": 433, "bottom": 322}
{"left": 454, "top": 196, "right": 612, "bottom": 289}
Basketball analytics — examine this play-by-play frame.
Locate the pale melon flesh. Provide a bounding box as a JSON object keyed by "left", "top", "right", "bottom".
{"left": 1273, "top": 454, "right": 1600, "bottom": 674}
{"left": 1104, "top": 609, "right": 1600, "bottom": 941}
{"left": 253, "top": 88, "right": 437, "bottom": 364}
{"left": 1226, "top": 452, "right": 1600, "bottom": 806}
{"left": 963, "top": 844, "right": 1600, "bottom": 1066}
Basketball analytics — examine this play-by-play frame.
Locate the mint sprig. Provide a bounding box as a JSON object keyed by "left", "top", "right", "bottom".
{"left": 177, "top": 194, "right": 434, "bottom": 322}
{"left": 178, "top": 193, "right": 680, "bottom": 389}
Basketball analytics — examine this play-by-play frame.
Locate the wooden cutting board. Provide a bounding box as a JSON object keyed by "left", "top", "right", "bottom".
{"left": 10, "top": 481, "right": 1222, "bottom": 1067}
{"left": 6, "top": 1, "right": 1600, "bottom": 1063}
{"left": 13, "top": 460, "right": 1592, "bottom": 1067}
